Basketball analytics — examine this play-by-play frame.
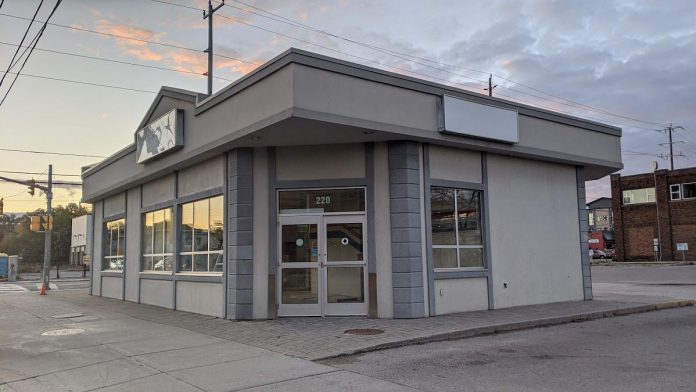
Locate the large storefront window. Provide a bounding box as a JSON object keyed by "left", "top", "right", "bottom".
{"left": 103, "top": 219, "right": 125, "bottom": 271}
{"left": 142, "top": 208, "right": 173, "bottom": 272}
{"left": 430, "top": 187, "right": 484, "bottom": 269}
{"left": 180, "top": 196, "right": 224, "bottom": 273}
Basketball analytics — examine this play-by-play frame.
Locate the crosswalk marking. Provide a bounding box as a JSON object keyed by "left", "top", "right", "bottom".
{"left": 0, "top": 284, "right": 29, "bottom": 292}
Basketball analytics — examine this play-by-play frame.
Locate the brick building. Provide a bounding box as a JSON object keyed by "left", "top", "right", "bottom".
{"left": 611, "top": 167, "right": 696, "bottom": 262}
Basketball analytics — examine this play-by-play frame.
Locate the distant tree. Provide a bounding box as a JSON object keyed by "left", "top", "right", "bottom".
{"left": 0, "top": 203, "right": 91, "bottom": 266}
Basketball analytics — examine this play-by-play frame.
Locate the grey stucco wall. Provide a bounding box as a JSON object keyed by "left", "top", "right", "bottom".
{"left": 124, "top": 187, "right": 141, "bottom": 302}
{"left": 141, "top": 174, "right": 175, "bottom": 207}
{"left": 227, "top": 149, "right": 254, "bottom": 320}
{"left": 388, "top": 141, "right": 425, "bottom": 318}
{"left": 576, "top": 167, "right": 593, "bottom": 300}
{"left": 178, "top": 156, "right": 224, "bottom": 198}
{"left": 103, "top": 193, "right": 125, "bottom": 218}
{"left": 91, "top": 201, "right": 103, "bottom": 295}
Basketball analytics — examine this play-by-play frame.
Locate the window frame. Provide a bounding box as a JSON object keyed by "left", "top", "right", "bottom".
{"left": 141, "top": 207, "right": 174, "bottom": 272}
{"left": 429, "top": 186, "right": 485, "bottom": 271}
{"left": 670, "top": 184, "right": 682, "bottom": 200}
{"left": 102, "top": 218, "right": 125, "bottom": 272}
{"left": 178, "top": 195, "right": 224, "bottom": 274}
{"left": 681, "top": 182, "right": 696, "bottom": 200}
{"left": 622, "top": 187, "right": 656, "bottom": 205}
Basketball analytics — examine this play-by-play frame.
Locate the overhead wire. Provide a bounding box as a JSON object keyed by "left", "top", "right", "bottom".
{"left": 0, "top": 148, "right": 106, "bottom": 158}
{"left": 0, "top": 0, "right": 43, "bottom": 88}
{"left": 0, "top": 41, "right": 235, "bottom": 82}
{"left": 0, "top": 12, "right": 259, "bottom": 65}
{"left": 3, "top": 71, "right": 157, "bottom": 94}
{"left": 0, "top": 0, "right": 62, "bottom": 107}
{"left": 0, "top": 170, "right": 81, "bottom": 177}
{"left": 210, "top": 0, "right": 668, "bottom": 128}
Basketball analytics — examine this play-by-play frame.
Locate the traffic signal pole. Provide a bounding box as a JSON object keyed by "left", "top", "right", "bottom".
{"left": 41, "top": 164, "right": 53, "bottom": 293}
{"left": 0, "top": 166, "right": 53, "bottom": 294}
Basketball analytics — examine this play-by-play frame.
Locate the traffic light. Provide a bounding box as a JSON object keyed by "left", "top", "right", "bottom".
{"left": 30, "top": 215, "right": 52, "bottom": 232}
{"left": 27, "top": 179, "right": 35, "bottom": 196}
{"left": 30, "top": 215, "right": 41, "bottom": 231}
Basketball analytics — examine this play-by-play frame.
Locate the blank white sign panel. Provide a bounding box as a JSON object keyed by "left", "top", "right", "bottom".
{"left": 442, "top": 95, "right": 519, "bottom": 144}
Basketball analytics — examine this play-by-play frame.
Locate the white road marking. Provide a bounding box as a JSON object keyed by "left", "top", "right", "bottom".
{"left": 0, "top": 284, "right": 29, "bottom": 292}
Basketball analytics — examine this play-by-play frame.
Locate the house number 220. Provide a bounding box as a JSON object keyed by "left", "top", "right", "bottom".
{"left": 315, "top": 196, "right": 331, "bottom": 205}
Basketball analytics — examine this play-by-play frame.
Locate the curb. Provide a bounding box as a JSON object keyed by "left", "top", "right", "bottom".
{"left": 315, "top": 299, "right": 695, "bottom": 361}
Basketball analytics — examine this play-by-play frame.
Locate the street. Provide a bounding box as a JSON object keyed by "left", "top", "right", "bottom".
{"left": 593, "top": 264, "right": 696, "bottom": 301}
{"left": 324, "top": 307, "right": 696, "bottom": 392}
{"left": 0, "top": 264, "right": 694, "bottom": 391}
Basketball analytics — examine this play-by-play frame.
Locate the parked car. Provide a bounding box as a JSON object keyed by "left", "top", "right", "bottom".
{"left": 589, "top": 249, "right": 608, "bottom": 259}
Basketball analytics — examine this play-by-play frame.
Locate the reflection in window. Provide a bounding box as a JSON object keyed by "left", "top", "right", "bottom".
{"left": 622, "top": 188, "right": 655, "bottom": 205}
{"left": 179, "top": 196, "right": 224, "bottom": 273}
{"left": 142, "top": 208, "right": 173, "bottom": 271}
{"left": 103, "top": 219, "right": 125, "bottom": 271}
{"left": 430, "top": 187, "right": 484, "bottom": 269}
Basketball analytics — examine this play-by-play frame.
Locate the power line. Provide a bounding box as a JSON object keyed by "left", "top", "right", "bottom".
{"left": 0, "top": 170, "right": 81, "bottom": 177}
{"left": 0, "top": 41, "right": 236, "bottom": 82}
{"left": 0, "top": 0, "right": 43, "bottom": 88}
{"left": 0, "top": 148, "right": 106, "bottom": 158}
{"left": 0, "top": 12, "right": 259, "bottom": 65}
{"left": 3, "top": 71, "right": 157, "bottom": 94}
{"left": 1, "top": 0, "right": 62, "bottom": 107}
{"left": 214, "top": 0, "right": 668, "bottom": 128}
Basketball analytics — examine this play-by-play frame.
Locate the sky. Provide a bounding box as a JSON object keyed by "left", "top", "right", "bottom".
{"left": 0, "top": 0, "right": 695, "bottom": 213}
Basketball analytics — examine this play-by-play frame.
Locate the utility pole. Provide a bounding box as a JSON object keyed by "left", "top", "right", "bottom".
{"left": 659, "top": 123, "right": 686, "bottom": 170}
{"left": 0, "top": 165, "right": 53, "bottom": 293}
{"left": 484, "top": 74, "right": 497, "bottom": 97}
{"left": 42, "top": 164, "right": 53, "bottom": 292}
{"left": 203, "top": 0, "right": 225, "bottom": 96}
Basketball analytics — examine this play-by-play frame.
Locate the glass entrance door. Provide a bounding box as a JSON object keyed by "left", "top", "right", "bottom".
{"left": 277, "top": 214, "right": 367, "bottom": 317}
{"left": 277, "top": 215, "right": 321, "bottom": 316}
{"left": 323, "top": 215, "right": 367, "bottom": 316}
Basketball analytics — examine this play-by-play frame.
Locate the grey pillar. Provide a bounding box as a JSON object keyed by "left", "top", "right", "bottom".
{"left": 576, "top": 167, "right": 592, "bottom": 300}
{"left": 227, "top": 148, "right": 254, "bottom": 319}
{"left": 388, "top": 141, "right": 425, "bottom": 318}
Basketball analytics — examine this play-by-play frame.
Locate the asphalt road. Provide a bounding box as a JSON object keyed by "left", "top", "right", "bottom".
{"left": 593, "top": 264, "right": 696, "bottom": 301}
{"left": 325, "top": 306, "right": 696, "bottom": 392}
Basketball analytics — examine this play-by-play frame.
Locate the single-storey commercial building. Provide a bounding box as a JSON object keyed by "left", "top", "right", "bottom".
{"left": 82, "top": 49, "right": 623, "bottom": 319}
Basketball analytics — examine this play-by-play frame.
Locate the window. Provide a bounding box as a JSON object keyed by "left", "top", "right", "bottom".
{"left": 670, "top": 184, "right": 682, "bottom": 200}
{"left": 180, "top": 196, "right": 224, "bottom": 273}
{"left": 279, "top": 188, "right": 365, "bottom": 214}
{"left": 142, "top": 208, "right": 173, "bottom": 272}
{"left": 430, "top": 187, "right": 484, "bottom": 269}
{"left": 622, "top": 188, "right": 655, "bottom": 205}
{"left": 103, "top": 219, "right": 125, "bottom": 271}
{"left": 682, "top": 183, "right": 696, "bottom": 199}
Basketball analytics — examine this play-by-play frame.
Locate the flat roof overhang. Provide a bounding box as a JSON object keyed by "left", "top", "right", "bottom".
{"left": 81, "top": 49, "right": 623, "bottom": 202}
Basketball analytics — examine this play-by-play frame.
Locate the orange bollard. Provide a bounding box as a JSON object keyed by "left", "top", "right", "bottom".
{"left": 40, "top": 282, "right": 47, "bottom": 295}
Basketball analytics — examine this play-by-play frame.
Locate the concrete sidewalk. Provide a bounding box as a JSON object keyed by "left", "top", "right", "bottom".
{"left": 3, "top": 290, "right": 693, "bottom": 364}
{"left": 0, "top": 291, "right": 412, "bottom": 392}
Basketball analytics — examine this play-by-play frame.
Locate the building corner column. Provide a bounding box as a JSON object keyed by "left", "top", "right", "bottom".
{"left": 227, "top": 148, "right": 254, "bottom": 320}
{"left": 388, "top": 141, "right": 425, "bottom": 318}
{"left": 577, "top": 167, "right": 592, "bottom": 300}
{"left": 610, "top": 174, "right": 625, "bottom": 262}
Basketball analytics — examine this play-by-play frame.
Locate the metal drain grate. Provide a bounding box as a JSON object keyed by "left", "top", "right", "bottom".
{"left": 344, "top": 328, "right": 384, "bottom": 336}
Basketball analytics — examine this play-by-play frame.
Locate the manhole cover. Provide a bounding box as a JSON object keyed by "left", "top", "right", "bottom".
{"left": 51, "top": 313, "right": 84, "bottom": 319}
{"left": 42, "top": 328, "right": 85, "bottom": 337}
{"left": 344, "top": 328, "right": 384, "bottom": 336}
